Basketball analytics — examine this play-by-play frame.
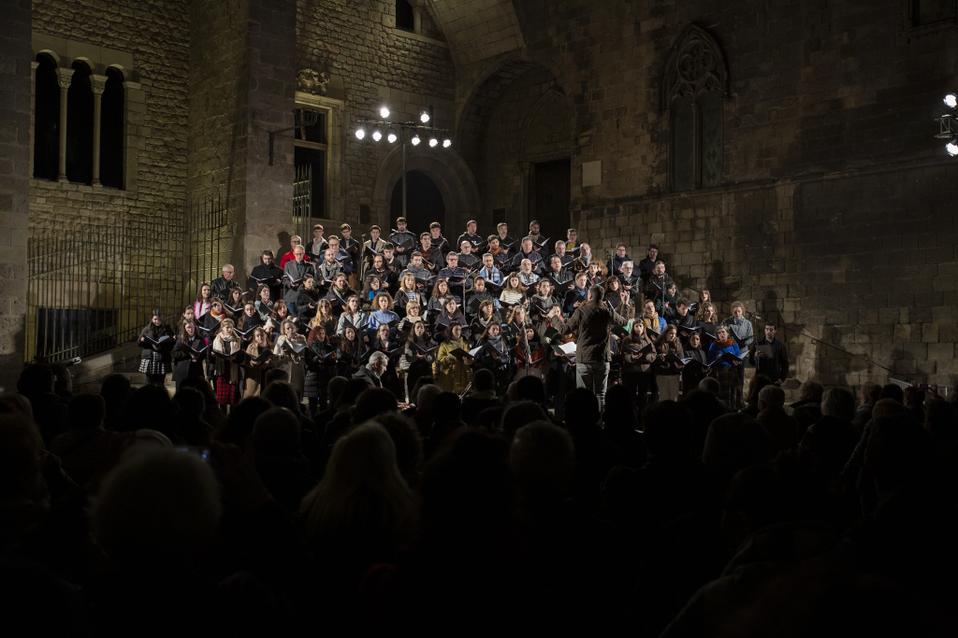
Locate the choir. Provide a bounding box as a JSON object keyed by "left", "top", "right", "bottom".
{"left": 139, "top": 217, "right": 785, "bottom": 413}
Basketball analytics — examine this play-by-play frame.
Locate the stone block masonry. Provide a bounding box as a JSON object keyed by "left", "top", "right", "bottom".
{"left": 0, "top": 0, "right": 31, "bottom": 391}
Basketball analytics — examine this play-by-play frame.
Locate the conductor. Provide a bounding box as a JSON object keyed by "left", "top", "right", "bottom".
{"left": 560, "top": 285, "right": 628, "bottom": 410}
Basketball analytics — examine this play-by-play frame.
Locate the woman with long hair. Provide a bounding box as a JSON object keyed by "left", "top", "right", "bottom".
{"left": 361, "top": 275, "right": 383, "bottom": 306}
{"left": 707, "top": 325, "right": 743, "bottom": 407}
{"left": 397, "top": 300, "right": 424, "bottom": 335}
{"left": 304, "top": 324, "right": 335, "bottom": 415}
{"left": 308, "top": 298, "right": 337, "bottom": 337}
{"left": 300, "top": 422, "right": 413, "bottom": 592}
{"left": 254, "top": 283, "right": 274, "bottom": 322}
{"left": 337, "top": 295, "right": 369, "bottom": 338}
{"left": 273, "top": 318, "right": 307, "bottom": 400}
{"left": 172, "top": 319, "right": 206, "bottom": 390}
{"left": 335, "top": 325, "right": 362, "bottom": 378}
{"left": 137, "top": 309, "right": 174, "bottom": 386}
{"left": 621, "top": 320, "right": 656, "bottom": 412}
{"left": 243, "top": 326, "right": 272, "bottom": 399}
{"left": 469, "top": 299, "right": 498, "bottom": 344}
{"left": 368, "top": 292, "right": 400, "bottom": 335}
{"left": 498, "top": 273, "right": 526, "bottom": 309}
{"left": 654, "top": 324, "right": 684, "bottom": 401}
{"left": 641, "top": 299, "right": 667, "bottom": 337}
{"left": 212, "top": 318, "right": 243, "bottom": 408}
{"left": 225, "top": 287, "right": 246, "bottom": 318}
{"left": 434, "top": 296, "right": 466, "bottom": 341}
{"left": 394, "top": 271, "right": 421, "bottom": 315}
{"left": 473, "top": 322, "right": 513, "bottom": 393}
{"left": 193, "top": 282, "right": 212, "bottom": 319}
{"left": 427, "top": 277, "right": 452, "bottom": 318}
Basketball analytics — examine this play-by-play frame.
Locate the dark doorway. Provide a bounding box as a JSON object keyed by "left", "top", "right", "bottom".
{"left": 390, "top": 170, "right": 445, "bottom": 234}
{"left": 528, "top": 158, "right": 571, "bottom": 240}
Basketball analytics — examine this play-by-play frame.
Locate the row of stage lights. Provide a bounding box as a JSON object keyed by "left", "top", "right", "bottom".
{"left": 938, "top": 93, "right": 958, "bottom": 157}
{"left": 354, "top": 106, "right": 452, "bottom": 148}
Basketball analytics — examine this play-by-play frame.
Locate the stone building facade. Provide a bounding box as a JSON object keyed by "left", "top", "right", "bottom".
{"left": 1, "top": 0, "right": 956, "bottom": 391}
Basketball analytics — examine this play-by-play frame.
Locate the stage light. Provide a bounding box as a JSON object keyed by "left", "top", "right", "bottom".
{"left": 419, "top": 110, "right": 430, "bottom": 124}
{"left": 411, "top": 134, "right": 421, "bottom": 146}
{"left": 945, "top": 94, "right": 958, "bottom": 109}
{"left": 372, "top": 129, "right": 382, "bottom": 142}
{"left": 387, "top": 131, "right": 398, "bottom": 144}
{"left": 442, "top": 138, "right": 452, "bottom": 148}
{"left": 354, "top": 127, "right": 366, "bottom": 140}
{"left": 947, "top": 140, "right": 958, "bottom": 157}
{"left": 379, "top": 105, "right": 391, "bottom": 119}
{"left": 428, "top": 137, "right": 438, "bottom": 148}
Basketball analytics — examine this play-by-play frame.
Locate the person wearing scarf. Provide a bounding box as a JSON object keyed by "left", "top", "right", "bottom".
{"left": 707, "top": 325, "right": 743, "bottom": 408}
{"left": 212, "top": 318, "right": 243, "bottom": 408}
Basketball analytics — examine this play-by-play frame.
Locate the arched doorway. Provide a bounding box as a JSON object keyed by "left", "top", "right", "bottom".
{"left": 390, "top": 170, "right": 445, "bottom": 234}
{"left": 456, "top": 59, "right": 575, "bottom": 242}
{"left": 371, "top": 145, "right": 480, "bottom": 238}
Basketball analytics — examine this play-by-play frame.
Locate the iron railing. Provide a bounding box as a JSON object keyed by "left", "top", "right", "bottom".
{"left": 292, "top": 161, "right": 312, "bottom": 241}
{"left": 26, "top": 193, "right": 231, "bottom": 363}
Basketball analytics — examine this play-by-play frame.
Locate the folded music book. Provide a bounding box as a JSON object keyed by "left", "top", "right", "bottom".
{"left": 283, "top": 340, "right": 307, "bottom": 354}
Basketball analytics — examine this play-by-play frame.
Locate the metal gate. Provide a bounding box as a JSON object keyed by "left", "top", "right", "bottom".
{"left": 26, "top": 194, "right": 231, "bottom": 364}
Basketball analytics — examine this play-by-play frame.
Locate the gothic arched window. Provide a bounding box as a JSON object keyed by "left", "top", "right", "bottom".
{"left": 663, "top": 25, "right": 729, "bottom": 191}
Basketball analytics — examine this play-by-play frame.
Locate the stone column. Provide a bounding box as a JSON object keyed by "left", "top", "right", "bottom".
{"left": 91, "top": 74, "right": 107, "bottom": 186}
{"left": 55, "top": 67, "right": 73, "bottom": 181}
{"left": 0, "top": 0, "right": 32, "bottom": 391}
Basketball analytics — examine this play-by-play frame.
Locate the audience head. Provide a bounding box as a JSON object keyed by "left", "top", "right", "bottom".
{"left": 643, "top": 400, "right": 696, "bottom": 461}
{"left": 67, "top": 393, "right": 105, "bottom": 430}
{"left": 500, "top": 400, "right": 549, "bottom": 442}
{"left": 511, "top": 421, "right": 575, "bottom": 506}
{"left": 472, "top": 368, "right": 495, "bottom": 394}
{"left": 215, "top": 396, "right": 270, "bottom": 449}
{"left": 797, "top": 380, "right": 824, "bottom": 405}
{"left": 514, "top": 375, "right": 546, "bottom": 405}
{"left": 879, "top": 383, "right": 905, "bottom": 405}
{"left": 262, "top": 381, "right": 302, "bottom": 415}
{"left": 821, "top": 387, "right": 856, "bottom": 422}
{"left": 251, "top": 407, "right": 302, "bottom": 457}
{"left": 352, "top": 387, "right": 399, "bottom": 423}
{"left": 93, "top": 448, "right": 221, "bottom": 568}
{"left": 757, "top": 385, "right": 786, "bottom": 412}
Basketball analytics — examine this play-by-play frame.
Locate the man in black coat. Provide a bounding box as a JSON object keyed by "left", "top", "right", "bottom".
{"left": 211, "top": 264, "right": 241, "bottom": 302}
{"left": 353, "top": 351, "right": 387, "bottom": 389}
{"left": 750, "top": 323, "right": 789, "bottom": 384}
{"left": 248, "top": 250, "right": 284, "bottom": 300}
{"left": 560, "top": 285, "right": 628, "bottom": 410}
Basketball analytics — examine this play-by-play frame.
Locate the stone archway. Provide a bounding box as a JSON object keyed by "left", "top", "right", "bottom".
{"left": 371, "top": 145, "right": 481, "bottom": 237}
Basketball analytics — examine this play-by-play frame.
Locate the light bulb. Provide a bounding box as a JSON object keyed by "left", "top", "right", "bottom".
{"left": 442, "top": 138, "right": 452, "bottom": 148}
{"left": 372, "top": 130, "right": 383, "bottom": 142}
{"left": 379, "top": 106, "right": 391, "bottom": 119}
{"left": 354, "top": 128, "right": 366, "bottom": 140}
{"left": 387, "top": 132, "right": 398, "bottom": 144}
{"left": 945, "top": 94, "right": 958, "bottom": 109}
{"left": 947, "top": 141, "right": 958, "bottom": 157}
{"left": 411, "top": 134, "right": 421, "bottom": 146}
{"left": 419, "top": 110, "right": 430, "bottom": 124}
{"left": 428, "top": 137, "right": 438, "bottom": 148}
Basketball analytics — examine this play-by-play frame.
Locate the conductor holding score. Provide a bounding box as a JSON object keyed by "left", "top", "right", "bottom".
{"left": 558, "top": 285, "right": 628, "bottom": 410}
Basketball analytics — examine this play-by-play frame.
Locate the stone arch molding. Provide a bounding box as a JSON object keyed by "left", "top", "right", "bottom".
{"left": 371, "top": 145, "right": 481, "bottom": 233}
{"left": 662, "top": 24, "right": 729, "bottom": 110}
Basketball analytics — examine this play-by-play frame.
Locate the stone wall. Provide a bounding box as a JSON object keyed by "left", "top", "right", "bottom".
{"left": 501, "top": 0, "right": 958, "bottom": 387}
{"left": 30, "top": 0, "right": 190, "bottom": 339}
{"left": 31, "top": 0, "right": 190, "bottom": 227}
{"left": 296, "top": 0, "right": 456, "bottom": 227}
{"left": 0, "top": 0, "right": 32, "bottom": 391}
